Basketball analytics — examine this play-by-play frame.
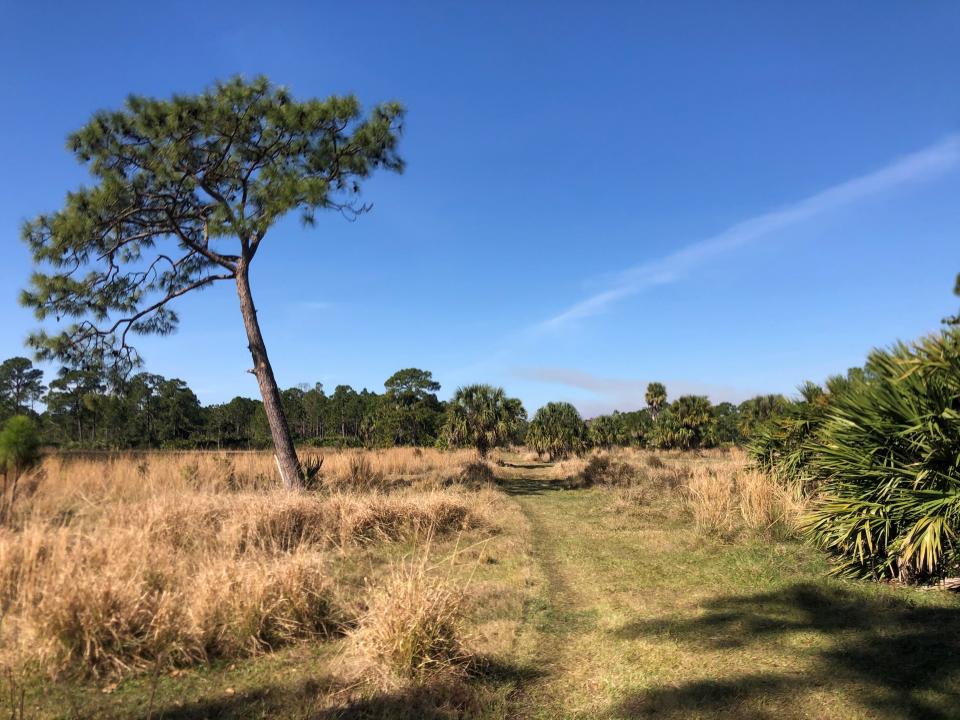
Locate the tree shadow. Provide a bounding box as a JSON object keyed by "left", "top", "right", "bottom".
{"left": 495, "top": 477, "right": 567, "bottom": 496}
{"left": 140, "top": 657, "right": 542, "bottom": 720}
{"left": 609, "top": 582, "right": 960, "bottom": 719}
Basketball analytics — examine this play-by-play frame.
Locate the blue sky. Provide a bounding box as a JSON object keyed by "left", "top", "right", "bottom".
{"left": 1, "top": 2, "right": 958, "bottom": 415}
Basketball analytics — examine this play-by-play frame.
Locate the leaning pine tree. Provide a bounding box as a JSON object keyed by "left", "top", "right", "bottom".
{"left": 21, "top": 77, "right": 404, "bottom": 488}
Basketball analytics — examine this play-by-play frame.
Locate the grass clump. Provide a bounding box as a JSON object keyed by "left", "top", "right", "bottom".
{"left": 350, "top": 559, "right": 470, "bottom": 686}
{"left": 191, "top": 554, "right": 342, "bottom": 658}
{"left": 10, "top": 533, "right": 343, "bottom": 678}
{"left": 684, "top": 462, "right": 803, "bottom": 538}
{"left": 33, "top": 547, "right": 192, "bottom": 677}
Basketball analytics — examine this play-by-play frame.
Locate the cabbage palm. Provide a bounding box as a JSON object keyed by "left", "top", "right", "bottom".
{"left": 444, "top": 384, "right": 523, "bottom": 458}
{"left": 588, "top": 413, "right": 625, "bottom": 448}
{"left": 645, "top": 382, "right": 667, "bottom": 420}
{"left": 527, "top": 402, "right": 588, "bottom": 460}
{"left": 738, "top": 394, "right": 789, "bottom": 438}
{"left": 649, "top": 395, "right": 713, "bottom": 450}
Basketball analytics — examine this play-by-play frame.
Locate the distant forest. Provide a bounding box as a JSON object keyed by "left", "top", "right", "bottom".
{"left": 0, "top": 358, "right": 786, "bottom": 451}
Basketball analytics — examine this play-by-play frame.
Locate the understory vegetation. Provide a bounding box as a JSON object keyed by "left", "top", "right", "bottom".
{"left": 748, "top": 329, "right": 960, "bottom": 582}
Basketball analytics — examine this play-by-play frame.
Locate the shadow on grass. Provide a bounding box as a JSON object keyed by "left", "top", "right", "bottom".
{"left": 496, "top": 476, "right": 569, "bottom": 496}
{"left": 609, "top": 582, "right": 960, "bottom": 719}
{"left": 499, "top": 461, "right": 549, "bottom": 470}
{"left": 140, "top": 657, "right": 541, "bottom": 720}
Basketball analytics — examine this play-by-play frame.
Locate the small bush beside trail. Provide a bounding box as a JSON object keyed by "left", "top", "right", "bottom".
{"left": 577, "top": 454, "right": 640, "bottom": 488}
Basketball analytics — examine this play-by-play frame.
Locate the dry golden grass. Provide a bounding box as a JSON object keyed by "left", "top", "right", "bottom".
{"left": 0, "top": 449, "right": 500, "bottom": 680}
{"left": 560, "top": 447, "right": 801, "bottom": 537}
{"left": 21, "top": 447, "right": 478, "bottom": 520}
{"left": 348, "top": 555, "right": 471, "bottom": 687}
{"left": 681, "top": 449, "right": 805, "bottom": 536}
{"left": 686, "top": 465, "right": 736, "bottom": 535}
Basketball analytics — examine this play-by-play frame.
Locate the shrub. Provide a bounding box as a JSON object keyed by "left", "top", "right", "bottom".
{"left": 0, "top": 417, "right": 41, "bottom": 477}
{"left": 577, "top": 454, "right": 639, "bottom": 488}
{"left": 804, "top": 331, "right": 960, "bottom": 581}
{"left": 0, "top": 416, "right": 42, "bottom": 524}
{"left": 746, "top": 378, "right": 856, "bottom": 493}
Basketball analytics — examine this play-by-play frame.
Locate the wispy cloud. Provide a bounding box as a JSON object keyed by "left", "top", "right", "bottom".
{"left": 537, "top": 134, "right": 960, "bottom": 331}
{"left": 513, "top": 366, "right": 759, "bottom": 417}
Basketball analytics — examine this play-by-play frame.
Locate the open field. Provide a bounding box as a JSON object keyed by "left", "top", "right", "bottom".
{"left": 1, "top": 447, "right": 958, "bottom": 719}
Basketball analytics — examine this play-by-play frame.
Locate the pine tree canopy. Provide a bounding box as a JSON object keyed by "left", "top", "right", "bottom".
{"left": 20, "top": 76, "right": 405, "bottom": 371}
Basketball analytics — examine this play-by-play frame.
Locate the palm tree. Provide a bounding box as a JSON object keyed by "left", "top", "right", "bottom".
{"left": 645, "top": 382, "right": 667, "bottom": 420}
{"left": 527, "top": 402, "right": 588, "bottom": 460}
{"left": 588, "top": 413, "right": 625, "bottom": 449}
{"left": 737, "top": 394, "right": 788, "bottom": 437}
{"left": 444, "top": 384, "right": 524, "bottom": 458}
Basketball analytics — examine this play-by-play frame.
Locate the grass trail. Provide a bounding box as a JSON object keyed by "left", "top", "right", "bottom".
{"left": 499, "top": 459, "right": 960, "bottom": 720}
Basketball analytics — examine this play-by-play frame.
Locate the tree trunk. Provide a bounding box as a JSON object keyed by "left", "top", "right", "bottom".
{"left": 235, "top": 266, "right": 302, "bottom": 490}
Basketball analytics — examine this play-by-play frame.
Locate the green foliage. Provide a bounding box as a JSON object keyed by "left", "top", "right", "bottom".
{"left": 618, "top": 408, "right": 653, "bottom": 445}
{"left": 21, "top": 360, "right": 451, "bottom": 451}
{"left": 747, "top": 378, "right": 857, "bottom": 492}
{"left": 645, "top": 382, "right": 667, "bottom": 418}
{"left": 21, "top": 76, "right": 405, "bottom": 372}
{"left": 444, "top": 384, "right": 525, "bottom": 457}
{"left": 0, "top": 357, "right": 45, "bottom": 418}
{"left": 588, "top": 413, "right": 626, "bottom": 448}
{"left": 944, "top": 271, "right": 960, "bottom": 325}
{"left": 0, "top": 415, "right": 41, "bottom": 475}
{"left": 803, "top": 331, "right": 960, "bottom": 581}
{"left": 379, "top": 368, "right": 444, "bottom": 446}
{"left": 738, "top": 394, "right": 789, "bottom": 438}
{"left": 709, "top": 402, "right": 741, "bottom": 445}
{"left": 649, "top": 395, "right": 714, "bottom": 450}
{"left": 527, "top": 402, "right": 587, "bottom": 460}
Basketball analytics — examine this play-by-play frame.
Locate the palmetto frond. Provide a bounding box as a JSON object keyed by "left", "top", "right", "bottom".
{"left": 802, "top": 330, "right": 960, "bottom": 581}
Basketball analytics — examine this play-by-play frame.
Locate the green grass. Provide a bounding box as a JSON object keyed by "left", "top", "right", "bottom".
{"left": 503, "top": 467, "right": 960, "bottom": 719}
{"left": 13, "top": 454, "right": 960, "bottom": 719}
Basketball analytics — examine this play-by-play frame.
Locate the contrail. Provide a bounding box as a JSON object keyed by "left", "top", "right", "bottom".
{"left": 537, "top": 134, "right": 960, "bottom": 331}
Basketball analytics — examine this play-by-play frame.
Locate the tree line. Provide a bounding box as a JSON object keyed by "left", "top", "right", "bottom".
{"left": 0, "top": 355, "right": 788, "bottom": 454}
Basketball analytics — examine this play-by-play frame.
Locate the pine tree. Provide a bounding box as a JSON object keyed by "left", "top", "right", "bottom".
{"left": 20, "top": 77, "right": 404, "bottom": 488}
